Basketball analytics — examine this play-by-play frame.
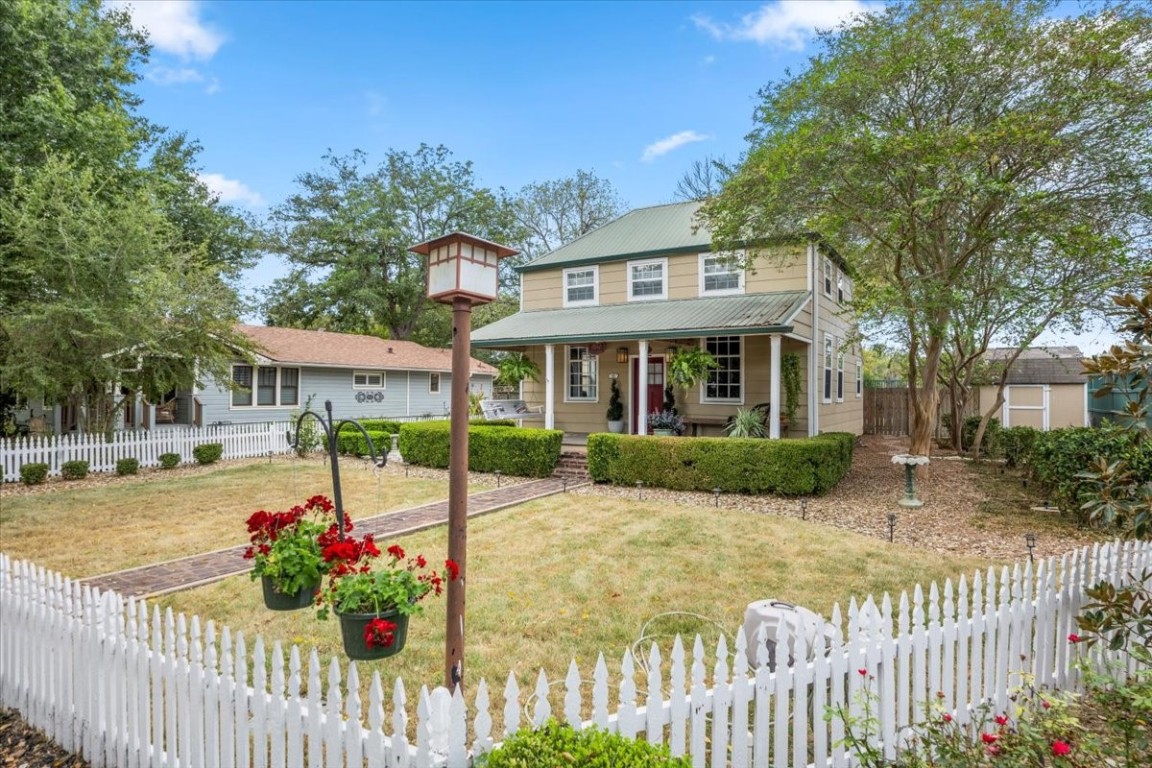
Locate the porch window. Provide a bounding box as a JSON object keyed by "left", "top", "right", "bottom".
{"left": 280, "top": 368, "right": 299, "bottom": 406}
{"left": 566, "top": 346, "right": 598, "bottom": 401}
{"left": 429, "top": 372, "right": 441, "bottom": 394}
{"left": 823, "top": 334, "right": 833, "bottom": 403}
{"left": 700, "top": 253, "right": 744, "bottom": 295}
{"left": 703, "top": 336, "right": 742, "bottom": 402}
{"left": 257, "top": 367, "right": 277, "bottom": 406}
{"left": 628, "top": 258, "right": 667, "bottom": 301}
{"left": 232, "top": 365, "right": 253, "bottom": 407}
{"left": 836, "top": 347, "right": 845, "bottom": 402}
{"left": 563, "top": 266, "right": 598, "bottom": 307}
{"left": 353, "top": 371, "right": 385, "bottom": 389}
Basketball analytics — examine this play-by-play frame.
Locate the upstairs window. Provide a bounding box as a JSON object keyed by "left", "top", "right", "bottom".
{"left": 628, "top": 258, "right": 667, "bottom": 301}
{"left": 822, "top": 334, "right": 833, "bottom": 403}
{"left": 856, "top": 358, "right": 863, "bottom": 398}
{"left": 563, "top": 266, "right": 598, "bottom": 307}
{"left": 700, "top": 253, "right": 744, "bottom": 295}
{"left": 823, "top": 257, "right": 833, "bottom": 297}
{"left": 836, "top": 346, "right": 845, "bottom": 402}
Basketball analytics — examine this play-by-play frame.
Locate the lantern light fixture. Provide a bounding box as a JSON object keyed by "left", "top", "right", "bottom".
{"left": 616, "top": 347, "right": 629, "bottom": 364}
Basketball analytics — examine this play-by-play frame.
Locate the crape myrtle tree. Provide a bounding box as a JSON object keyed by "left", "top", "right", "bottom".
{"left": 263, "top": 145, "right": 522, "bottom": 344}
{"left": 699, "top": 0, "right": 1152, "bottom": 456}
{"left": 0, "top": 0, "right": 257, "bottom": 433}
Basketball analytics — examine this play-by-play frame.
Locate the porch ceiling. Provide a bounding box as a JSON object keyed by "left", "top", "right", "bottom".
{"left": 472, "top": 291, "right": 808, "bottom": 348}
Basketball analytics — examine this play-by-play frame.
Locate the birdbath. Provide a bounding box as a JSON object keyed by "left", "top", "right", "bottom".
{"left": 891, "top": 454, "right": 930, "bottom": 508}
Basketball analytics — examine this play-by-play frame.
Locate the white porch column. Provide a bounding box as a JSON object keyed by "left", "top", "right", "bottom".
{"left": 544, "top": 344, "right": 555, "bottom": 430}
{"left": 769, "top": 334, "right": 782, "bottom": 439}
{"left": 637, "top": 340, "right": 649, "bottom": 434}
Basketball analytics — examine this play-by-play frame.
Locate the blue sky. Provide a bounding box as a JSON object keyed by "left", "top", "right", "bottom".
{"left": 113, "top": 0, "right": 1123, "bottom": 352}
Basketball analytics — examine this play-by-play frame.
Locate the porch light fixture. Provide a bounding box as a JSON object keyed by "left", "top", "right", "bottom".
{"left": 616, "top": 347, "right": 629, "bottom": 364}
{"left": 410, "top": 232, "right": 518, "bottom": 692}
{"left": 667, "top": 345, "right": 678, "bottom": 356}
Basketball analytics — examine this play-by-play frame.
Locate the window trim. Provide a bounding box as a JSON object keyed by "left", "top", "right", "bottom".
{"left": 822, "top": 334, "right": 833, "bottom": 404}
{"left": 231, "top": 364, "right": 301, "bottom": 409}
{"left": 698, "top": 252, "right": 745, "bottom": 297}
{"left": 429, "top": 372, "right": 441, "bottom": 394}
{"left": 627, "top": 257, "right": 668, "bottom": 302}
{"left": 823, "top": 257, "right": 833, "bottom": 297}
{"left": 836, "top": 345, "right": 845, "bottom": 403}
{"left": 564, "top": 346, "right": 599, "bottom": 402}
{"left": 701, "top": 336, "right": 744, "bottom": 404}
{"left": 562, "top": 265, "right": 599, "bottom": 307}
{"left": 353, "top": 370, "right": 386, "bottom": 389}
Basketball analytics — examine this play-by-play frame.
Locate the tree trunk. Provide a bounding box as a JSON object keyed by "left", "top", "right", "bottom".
{"left": 907, "top": 331, "right": 945, "bottom": 456}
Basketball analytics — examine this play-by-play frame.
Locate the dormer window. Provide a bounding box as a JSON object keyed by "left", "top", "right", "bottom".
{"left": 628, "top": 258, "right": 667, "bottom": 301}
{"left": 563, "top": 266, "right": 598, "bottom": 307}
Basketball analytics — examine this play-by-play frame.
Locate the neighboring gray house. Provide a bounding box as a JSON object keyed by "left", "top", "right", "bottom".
{"left": 16, "top": 325, "right": 497, "bottom": 432}
{"left": 184, "top": 325, "right": 497, "bottom": 427}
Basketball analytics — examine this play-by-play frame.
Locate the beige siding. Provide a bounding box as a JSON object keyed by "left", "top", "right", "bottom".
{"left": 522, "top": 270, "right": 562, "bottom": 311}
{"left": 745, "top": 248, "right": 808, "bottom": 294}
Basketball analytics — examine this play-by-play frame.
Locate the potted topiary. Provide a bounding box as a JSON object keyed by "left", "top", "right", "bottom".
{"left": 606, "top": 377, "right": 624, "bottom": 433}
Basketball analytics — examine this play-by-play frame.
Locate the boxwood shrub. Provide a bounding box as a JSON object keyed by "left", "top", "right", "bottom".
{"left": 192, "top": 443, "right": 223, "bottom": 465}
{"left": 116, "top": 458, "right": 140, "bottom": 476}
{"left": 1000, "top": 426, "right": 1041, "bottom": 468}
{"left": 587, "top": 432, "right": 856, "bottom": 496}
{"left": 20, "top": 462, "right": 49, "bottom": 486}
{"left": 336, "top": 429, "right": 390, "bottom": 458}
{"left": 1030, "top": 426, "right": 1151, "bottom": 520}
{"left": 398, "top": 421, "right": 562, "bottom": 477}
{"left": 478, "top": 719, "right": 691, "bottom": 768}
{"left": 158, "top": 452, "right": 181, "bottom": 469}
{"left": 356, "top": 419, "right": 404, "bottom": 435}
{"left": 61, "top": 460, "right": 90, "bottom": 480}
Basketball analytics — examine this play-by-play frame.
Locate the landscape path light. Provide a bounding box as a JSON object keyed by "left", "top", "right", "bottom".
{"left": 410, "top": 232, "right": 517, "bottom": 690}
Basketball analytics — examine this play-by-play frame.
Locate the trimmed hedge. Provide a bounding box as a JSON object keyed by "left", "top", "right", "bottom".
{"left": 20, "top": 463, "right": 49, "bottom": 486}
{"left": 355, "top": 419, "right": 404, "bottom": 435}
{"left": 587, "top": 432, "right": 856, "bottom": 496}
{"left": 398, "top": 421, "right": 562, "bottom": 478}
{"left": 478, "top": 719, "right": 691, "bottom": 767}
{"left": 61, "top": 460, "right": 90, "bottom": 480}
{"left": 116, "top": 458, "right": 140, "bottom": 476}
{"left": 192, "top": 443, "right": 223, "bottom": 465}
{"left": 158, "top": 452, "right": 181, "bottom": 469}
{"left": 336, "top": 429, "right": 390, "bottom": 458}
{"left": 1029, "top": 426, "right": 1151, "bottom": 520}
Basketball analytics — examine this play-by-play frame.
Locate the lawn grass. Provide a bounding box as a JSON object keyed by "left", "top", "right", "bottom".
{"left": 0, "top": 459, "right": 487, "bottom": 578}
{"left": 157, "top": 493, "right": 995, "bottom": 697}
{"left": 964, "top": 459, "right": 1081, "bottom": 538}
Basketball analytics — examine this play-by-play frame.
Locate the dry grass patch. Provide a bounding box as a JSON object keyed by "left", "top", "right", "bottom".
{"left": 158, "top": 492, "right": 995, "bottom": 696}
{"left": 0, "top": 459, "right": 486, "bottom": 578}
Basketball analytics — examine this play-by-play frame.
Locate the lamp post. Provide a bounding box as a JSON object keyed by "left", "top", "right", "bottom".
{"left": 410, "top": 232, "right": 517, "bottom": 691}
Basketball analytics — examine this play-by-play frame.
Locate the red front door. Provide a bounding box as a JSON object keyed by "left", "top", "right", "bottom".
{"left": 631, "top": 357, "right": 666, "bottom": 434}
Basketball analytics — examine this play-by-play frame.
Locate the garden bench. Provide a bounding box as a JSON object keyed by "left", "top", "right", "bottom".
{"left": 681, "top": 414, "right": 728, "bottom": 436}
{"left": 479, "top": 399, "right": 545, "bottom": 423}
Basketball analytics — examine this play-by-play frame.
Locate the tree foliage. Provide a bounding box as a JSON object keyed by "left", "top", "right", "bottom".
{"left": 263, "top": 145, "right": 520, "bottom": 342}
{"left": 673, "top": 155, "right": 734, "bottom": 202}
{"left": 0, "top": 0, "right": 257, "bottom": 430}
{"left": 700, "top": 0, "right": 1152, "bottom": 455}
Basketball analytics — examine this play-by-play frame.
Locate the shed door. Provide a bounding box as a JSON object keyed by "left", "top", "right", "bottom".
{"left": 1003, "top": 385, "right": 1049, "bottom": 430}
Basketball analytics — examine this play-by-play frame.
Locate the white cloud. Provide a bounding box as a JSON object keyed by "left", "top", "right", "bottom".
{"left": 144, "top": 65, "right": 204, "bottom": 85}
{"left": 692, "top": 0, "right": 881, "bottom": 50}
{"left": 110, "top": 0, "right": 224, "bottom": 59}
{"left": 702, "top": 54, "right": 716, "bottom": 66}
{"left": 641, "top": 131, "right": 711, "bottom": 163}
{"left": 364, "top": 90, "right": 387, "bottom": 117}
{"left": 198, "top": 173, "right": 265, "bottom": 207}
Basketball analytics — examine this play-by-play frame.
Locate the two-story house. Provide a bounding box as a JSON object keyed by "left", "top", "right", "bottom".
{"left": 471, "top": 201, "right": 863, "bottom": 438}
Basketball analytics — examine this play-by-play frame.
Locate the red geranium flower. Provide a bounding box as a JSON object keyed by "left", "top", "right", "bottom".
{"left": 445, "top": 559, "right": 460, "bottom": 581}
{"left": 364, "top": 618, "right": 397, "bottom": 649}
{"left": 1051, "top": 740, "right": 1071, "bottom": 757}
{"left": 1068, "top": 633, "right": 1082, "bottom": 643}
{"left": 981, "top": 733, "right": 998, "bottom": 744}
{"left": 994, "top": 714, "right": 1008, "bottom": 726}
{"left": 857, "top": 668, "right": 868, "bottom": 677}
{"left": 387, "top": 544, "right": 406, "bottom": 560}
{"left": 942, "top": 713, "right": 952, "bottom": 723}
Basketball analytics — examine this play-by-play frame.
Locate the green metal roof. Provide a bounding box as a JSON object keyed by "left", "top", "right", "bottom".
{"left": 520, "top": 201, "right": 710, "bottom": 272}
{"left": 471, "top": 291, "right": 809, "bottom": 348}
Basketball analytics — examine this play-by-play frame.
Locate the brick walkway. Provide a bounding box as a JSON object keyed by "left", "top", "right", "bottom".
{"left": 82, "top": 477, "right": 580, "bottom": 599}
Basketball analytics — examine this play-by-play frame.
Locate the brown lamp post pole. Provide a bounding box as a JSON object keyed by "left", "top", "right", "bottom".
{"left": 409, "top": 232, "right": 517, "bottom": 691}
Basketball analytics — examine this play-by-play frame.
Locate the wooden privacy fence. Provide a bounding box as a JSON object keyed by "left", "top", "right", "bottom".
{"left": 0, "top": 423, "right": 294, "bottom": 482}
{"left": 863, "top": 387, "right": 982, "bottom": 439}
{"left": 3, "top": 541, "right": 1149, "bottom": 768}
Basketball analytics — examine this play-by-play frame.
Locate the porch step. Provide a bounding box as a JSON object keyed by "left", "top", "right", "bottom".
{"left": 553, "top": 451, "right": 590, "bottom": 481}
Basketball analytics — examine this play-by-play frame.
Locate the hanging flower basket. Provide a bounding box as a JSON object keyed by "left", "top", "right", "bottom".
{"left": 261, "top": 575, "right": 321, "bottom": 611}
{"left": 336, "top": 608, "right": 411, "bottom": 661}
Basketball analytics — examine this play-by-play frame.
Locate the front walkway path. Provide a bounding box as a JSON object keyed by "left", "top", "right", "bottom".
{"left": 82, "top": 477, "right": 580, "bottom": 599}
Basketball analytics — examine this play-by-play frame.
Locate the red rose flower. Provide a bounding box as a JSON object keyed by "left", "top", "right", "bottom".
{"left": 857, "top": 668, "right": 868, "bottom": 677}
{"left": 1068, "top": 633, "right": 1081, "bottom": 643}
{"left": 1051, "top": 740, "right": 1071, "bottom": 757}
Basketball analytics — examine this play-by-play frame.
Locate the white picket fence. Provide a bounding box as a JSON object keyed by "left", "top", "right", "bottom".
{"left": 2, "top": 541, "right": 1149, "bottom": 768}
{"left": 0, "top": 423, "right": 294, "bottom": 482}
